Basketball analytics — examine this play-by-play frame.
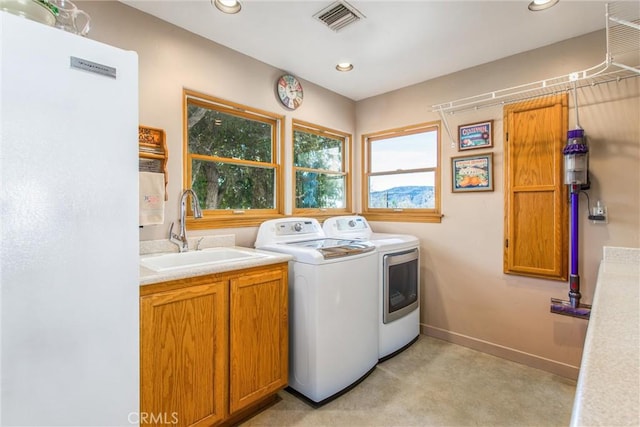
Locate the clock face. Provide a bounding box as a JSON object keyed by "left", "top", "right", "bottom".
{"left": 277, "top": 74, "right": 303, "bottom": 110}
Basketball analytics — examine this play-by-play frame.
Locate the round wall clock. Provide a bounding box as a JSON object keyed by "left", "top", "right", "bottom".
{"left": 276, "top": 74, "right": 304, "bottom": 110}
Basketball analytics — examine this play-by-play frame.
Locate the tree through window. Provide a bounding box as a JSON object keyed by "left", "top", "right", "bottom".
{"left": 184, "top": 90, "right": 283, "bottom": 228}
{"left": 292, "top": 120, "right": 351, "bottom": 215}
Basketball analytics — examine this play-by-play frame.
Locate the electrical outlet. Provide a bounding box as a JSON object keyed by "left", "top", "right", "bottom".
{"left": 594, "top": 201, "right": 605, "bottom": 216}
{"left": 589, "top": 201, "right": 608, "bottom": 224}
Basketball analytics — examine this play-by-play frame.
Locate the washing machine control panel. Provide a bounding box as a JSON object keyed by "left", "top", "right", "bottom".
{"left": 323, "top": 216, "right": 371, "bottom": 240}
{"left": 275, "top": 220, "right": 320, "bottom": 236}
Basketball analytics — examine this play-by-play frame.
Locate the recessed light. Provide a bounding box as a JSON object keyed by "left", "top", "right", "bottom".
{"left": 336, "top": 62, "right": 354, "bottom": 72}
{"left": 528, "top": 0, "right": 559, "bottom": 12}
{"left": 212, "top": 0, "right": 241, "bottom": 14}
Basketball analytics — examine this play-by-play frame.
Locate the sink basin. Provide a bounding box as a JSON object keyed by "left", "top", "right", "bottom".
{"left": 140, "top": 247, "right": 269, "bottom": 272}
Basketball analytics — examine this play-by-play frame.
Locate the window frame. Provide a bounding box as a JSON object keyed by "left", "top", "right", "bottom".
{"left": 361, "top": 121, "right": 442, "bottom": 223}
{"left": 292, "top": 119, "right": 352, "bottom": 218}
{"left": 183, "top": 89, "right": 285, "bottom": 230}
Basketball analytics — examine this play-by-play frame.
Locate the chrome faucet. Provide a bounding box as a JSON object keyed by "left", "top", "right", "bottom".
{"left": 169, "top": 189, "right": 203, "bottom": 252}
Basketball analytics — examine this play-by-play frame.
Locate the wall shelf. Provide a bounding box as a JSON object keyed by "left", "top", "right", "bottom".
{"left": 139, "top": 125, "right": 168, "bottom": 200}
{"left": 431, "top": 2, "right": 639, "bottom": 115}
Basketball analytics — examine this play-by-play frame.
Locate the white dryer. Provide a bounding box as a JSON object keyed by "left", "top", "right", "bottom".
{"left": 323, "top": 216, "right": 420, "bottom": 361}
{"left": 255, "top": 218, "right": 378, "bottom": 405}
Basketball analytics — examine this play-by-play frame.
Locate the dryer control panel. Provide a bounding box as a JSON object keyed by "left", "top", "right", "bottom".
{"left": 323, "top": 215, "right": 372, "bottom": 240}
{"left": 335, "top": 216, "right": 369, "bottom": 231}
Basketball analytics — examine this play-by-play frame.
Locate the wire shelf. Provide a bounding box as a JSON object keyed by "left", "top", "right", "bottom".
{"left": 432, "top": 2, "right": 639, "bottom": 115}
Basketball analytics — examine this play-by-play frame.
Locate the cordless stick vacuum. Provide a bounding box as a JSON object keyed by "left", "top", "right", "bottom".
{"left": 550, "top": 127, "right": 592, "bottom": 320}
{"left": 549, "top": 81, "right": 592, "bottom": 319}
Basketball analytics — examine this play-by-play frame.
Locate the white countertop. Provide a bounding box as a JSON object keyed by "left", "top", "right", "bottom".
{"left": 570, "top": 247, "right": 640, "bottom": 427}
{"left": 139, "top": 236, "right": 292, "bottom": 286}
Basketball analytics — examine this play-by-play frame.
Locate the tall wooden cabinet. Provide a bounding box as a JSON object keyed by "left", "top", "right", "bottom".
{"left": 140, "top": 263, "right": 288, "bottom": 427}
{"left": 503, "top": 94, "right": 568, "bottom": 281}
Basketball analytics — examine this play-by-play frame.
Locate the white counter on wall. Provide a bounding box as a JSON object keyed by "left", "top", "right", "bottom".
{"left": 570, "top": 246, "right": 640, "bottom": 427}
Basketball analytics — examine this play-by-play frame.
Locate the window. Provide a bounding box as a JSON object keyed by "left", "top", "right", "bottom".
{"left": 184, "top": 90, "right": 283, "bottom": 229}
{"left": 292, "top": 120, "right": 351, "bottom": 216}
{"left": 362, "top": 121, "right": 441, "bottom": 222}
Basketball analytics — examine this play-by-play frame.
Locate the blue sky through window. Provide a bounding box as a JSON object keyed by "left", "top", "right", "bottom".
{"left": 370, "top": 131, "right": 437, "bottom": 191}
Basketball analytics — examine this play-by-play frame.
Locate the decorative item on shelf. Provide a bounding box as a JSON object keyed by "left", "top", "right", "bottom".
{"left": 2, "top": 0, "right": 92, "bottom": 35}
{"left": 47, "top": 0, "right": 90, "bottom": 36}
{"left": 276, "top": 74, "right": 304, "bottom": 110}
{"left": 0, "top": 0, "right": 57, "bottom": 26}
{"left": 457, "top": 120, "right": 493, "bottom": 151}
{"left": 139, "top": 125, "right": 168, "bottom": 201}
{"left": 451, "top": 153, "right": 493, "bottom": 193}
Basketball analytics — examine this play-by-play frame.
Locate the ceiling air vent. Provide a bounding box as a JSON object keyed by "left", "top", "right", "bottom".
{"left": 313, "top": 1, "right": 365, "bottom": 32}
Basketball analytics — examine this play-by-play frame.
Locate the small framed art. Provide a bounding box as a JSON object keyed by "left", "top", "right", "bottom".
{"left": 451, "top": 153, "right": 493, "bottom": 192}
{"left": 458, "top": 120, "right": 493, "bottom": 151}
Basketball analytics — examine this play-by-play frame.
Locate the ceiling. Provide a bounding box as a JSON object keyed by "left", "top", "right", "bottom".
{"left": 121, "top": 0, "right": 613, "bottom": 101}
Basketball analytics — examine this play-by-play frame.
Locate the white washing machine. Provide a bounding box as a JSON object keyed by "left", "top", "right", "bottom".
{"left": 255, "top": 218, "right": 378, "bottom": 405}
{"left": 323, "top": 216, "right": 420, "bottom": 361}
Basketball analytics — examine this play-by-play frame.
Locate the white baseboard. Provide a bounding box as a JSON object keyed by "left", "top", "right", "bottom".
{"left": 421, "top": 324, "right": 579, "bottom": 380}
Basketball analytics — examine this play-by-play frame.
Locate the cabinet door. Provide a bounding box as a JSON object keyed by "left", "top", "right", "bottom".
{"left": 504, "top": 94, "right": 568, "bottom": 280}
{"left": 140, "top": 281, "right": 228, "bottom": 427}
{"left": 229, "top": 266, "right": 288, "bottom": 414}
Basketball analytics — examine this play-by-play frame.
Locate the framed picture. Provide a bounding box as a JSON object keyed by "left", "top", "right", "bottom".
{"left": 458, "top": 120, "right": 493, "bottom": 151}
{"left": 451, "top": 153, "right": 493, "bottom": 192}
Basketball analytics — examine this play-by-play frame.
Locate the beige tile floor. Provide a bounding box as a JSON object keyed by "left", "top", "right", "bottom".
{"left": 242, "top": 335, "right": 577, "bottom": 427}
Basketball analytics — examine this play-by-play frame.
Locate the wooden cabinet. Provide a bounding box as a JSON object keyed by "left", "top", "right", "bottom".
{"left": 229, "top": 269, "right": 288, "bottom": 414}
{"left": 140, "top": 278, "right": 227, "bottom": 427}
{"left": 503, "top": 94, "right": 568, "bottom": 281}
{"left": 140, "top": 263, "right": 288, "bottom": 427}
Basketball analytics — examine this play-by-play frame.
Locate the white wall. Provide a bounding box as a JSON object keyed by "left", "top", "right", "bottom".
{"left": 78, "top": 1, "right": 640, "bottom": 378}
{"left": 77, "top": 1, "right": 356, "bottom": 247}
{"left": 356, "top": 31, "right": 640, "bottom": 377}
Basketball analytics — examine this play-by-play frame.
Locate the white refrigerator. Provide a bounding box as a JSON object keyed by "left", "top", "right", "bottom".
{"left": 0, "top": 11, "right": 139, "bottom": 426}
